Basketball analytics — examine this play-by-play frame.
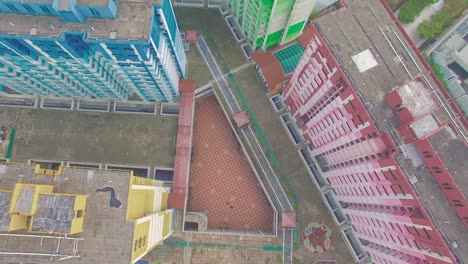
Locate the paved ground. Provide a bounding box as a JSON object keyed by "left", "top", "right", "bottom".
{"left": 172, "top": 7, "right": 355, "bottom": 264}
{"left": 0, "top": 107, "right": 177, "bottom": 167}
{"left": 149, "top": 234, "right": 282, "bottom": 264}
{"left": 185, "top": 44, "right": 212, "bottom": 88}
{"left": 397, "top": 0, "right": 445, "bottom": 47}
{"left": 188, "top": 95, "right": 274, "bottom": 232}
{"left": 175, "top": 7, "right": 246, "bottom": 82}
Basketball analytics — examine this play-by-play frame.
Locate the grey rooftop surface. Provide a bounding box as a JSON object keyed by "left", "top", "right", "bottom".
{"left": 0, "top": 163, "right": 135, "bottom": 264}
{"left": 0, "top": 0, "right": 161, "bottom": 40}
{"left": 316, "top": 0, "right": 425, "bottom": 105}
{"left": 315, "top": 0, "right": 467, "bottom": 260}
{"left": 0, "top": 106, "right": 177, "bottom": 168}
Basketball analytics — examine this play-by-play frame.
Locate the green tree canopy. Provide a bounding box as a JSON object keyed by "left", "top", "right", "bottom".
{"left": 417, "top": 0, "right": 467, "bottom": 39}
{"left": 398, "top": 0, "right": 437, "bottom": 24}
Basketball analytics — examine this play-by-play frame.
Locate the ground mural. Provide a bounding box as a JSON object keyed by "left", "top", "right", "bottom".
{"left": 302, "top": 222, "right": 333, "bottom": 254}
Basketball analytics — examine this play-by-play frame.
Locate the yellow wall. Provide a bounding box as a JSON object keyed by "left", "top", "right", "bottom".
{"left": 34, "top": 164, "right": 63, "bottom": 176}
{"left": 130, "top": 219, "right": 150, "bottom": 263}
{"left": 126, "top": 189, "right": 155, "bottom": 221}
{"left": 126, "top": 174, "right": 173, "bottom": 263}
{"left": 126, "top": 174, "right": 171, "bottom": 221}
{"left": 162, "top": 210, "right": 172, "bottom": 239}
{"left": 69, "top": 195, "right": 87, "bottom": 234}
{"left": 69, "top": 217, "right": 84, "bottom": 235}
{"left": 9, "top": 214, "right": 28, "bottom": 231}
{"left": 130, "top": 210, "right": 174, "bottom": 264}
{"left": 129, "top": 175, "right": 164, "bottom": 187}
{"left": 161, "top": 192, "right": 169, "bottom": 212}
{"left": 73, "top": 195, "right": 87, "bottom": 211}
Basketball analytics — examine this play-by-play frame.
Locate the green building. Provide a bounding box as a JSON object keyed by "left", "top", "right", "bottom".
{"left": 230, "top": 0, "right": 317, "bottom": 49}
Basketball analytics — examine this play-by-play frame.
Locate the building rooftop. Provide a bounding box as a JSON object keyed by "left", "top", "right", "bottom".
{"left": 0, "top": 0, "right": 161, "bottom": 40}
{"left": 315, "top": 0, "right": 421, "bottom": 104}
{"left": 251, "top": 27, "right": 314, "bottom": 95}
{"left": 0, "top": 164, "right": 135, "bottom": 264}
{"left": 315, "top": 0, "right": 468, "bottom": 260}
{"left": 0, "top": 105, "right": 177, "bottom": 168}
{"left": 396, "top": 80, "right": 438, "bottom": 119}
{"left": 187, "top": 94, "right": 274, "bottom": 232}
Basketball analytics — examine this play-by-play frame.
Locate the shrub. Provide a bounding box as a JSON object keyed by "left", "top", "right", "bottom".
{"left": 417, "top": 0, "right": 467, "bottom": 39}
{"left": 398, "top": 0, "right": 437, "bottom": 24}
{"left": 425, "top": 55, "right": 448, "bottom": 89}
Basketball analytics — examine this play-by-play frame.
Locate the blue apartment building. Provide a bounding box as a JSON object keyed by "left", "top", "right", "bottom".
{"left": 0, "top": 0, "right": 187, "bottom": 101}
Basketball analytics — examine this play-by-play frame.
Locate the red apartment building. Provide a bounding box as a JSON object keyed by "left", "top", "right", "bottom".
{"left": 282, "top": 22, "right": 459, "bottom": 264}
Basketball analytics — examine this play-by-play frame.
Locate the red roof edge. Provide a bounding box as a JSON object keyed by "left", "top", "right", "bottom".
{"left": 179, "top": 79, "right": 195, "bottom": 93}
{"left": 297, "top": 24, "right": 315, "bottom": 48}
{"left": 169, "top": 79, "right": 196, "bottom": 210}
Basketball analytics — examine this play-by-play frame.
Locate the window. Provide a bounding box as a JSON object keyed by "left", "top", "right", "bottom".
{"left": 76, "top": 210, "right": 84, "bottom": 218}
{"left": 423, "top": 228, "right": 431, "bottom": 239}
{"left": 398, "top": 185, "right": 406, "bottom": 195}
{"left": 23, "top": 4, "right": 34, "bottom": 13}
{"left": 397, "top": 236, "right": 404, "bottom": 246}
{"left": 138, "top": 237, "right": 143, "bottom": 248}
{"left": 40, "top": 5, "right": 52, "bottom": 14}
{"left": 5, "top": 3, "right": 18, "bottom": 12}
{"left": 90, "top": 8, "right": 101, "bottom": 16}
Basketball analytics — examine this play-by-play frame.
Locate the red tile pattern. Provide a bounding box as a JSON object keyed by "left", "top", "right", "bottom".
{"left": 188, "top": 95, "right": 274, "bottom": 232}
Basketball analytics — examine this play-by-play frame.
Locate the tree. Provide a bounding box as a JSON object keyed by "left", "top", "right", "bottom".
{"left": 417, "top": 21, "right": 434, "bottom": 39}
{"left": 416, "top": 0, "right": 467, "bottom": 39}
{"left": 398, "top": 0, "right": 437, "bottom": 24}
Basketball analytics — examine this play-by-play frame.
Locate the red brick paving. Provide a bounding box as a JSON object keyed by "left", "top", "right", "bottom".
{"left": 187, "top": 95, "right": 274, "bottom": 232}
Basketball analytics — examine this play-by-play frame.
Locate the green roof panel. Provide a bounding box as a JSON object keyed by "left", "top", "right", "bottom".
{"left": 273, "top": 42, "right": 304, "bottom": 75}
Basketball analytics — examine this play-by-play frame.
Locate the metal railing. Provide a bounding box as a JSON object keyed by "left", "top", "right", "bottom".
{"left": 282, "top": 228, "right": 294, "bottom": 264}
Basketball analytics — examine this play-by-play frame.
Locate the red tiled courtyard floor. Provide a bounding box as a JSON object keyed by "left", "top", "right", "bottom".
{"left": 187, "top": 95, "right": 274, "bottom": 232}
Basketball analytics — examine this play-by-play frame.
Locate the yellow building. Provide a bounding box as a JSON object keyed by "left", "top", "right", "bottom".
{"left": 1, "top": 181, "right": 87, "bottom": 235}
{"left": 126, "top": 175, "right": 173, "bottom": 263}
{"left": 0, "top": 163, "right": 174, "bottom": 264}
